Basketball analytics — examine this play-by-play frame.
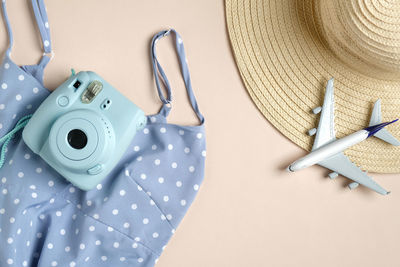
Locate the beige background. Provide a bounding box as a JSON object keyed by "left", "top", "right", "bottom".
{"left": 1, "top": 1, "right": 400, "bottom": 266}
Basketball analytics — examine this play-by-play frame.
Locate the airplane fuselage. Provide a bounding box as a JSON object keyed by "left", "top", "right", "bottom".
{"left": 288, "top": 130, "right": 369, "bottom": 172}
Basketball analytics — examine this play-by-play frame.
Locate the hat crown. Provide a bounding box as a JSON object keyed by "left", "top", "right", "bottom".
{"left": 318, "top": 0, "right": 400, "bottom": 78}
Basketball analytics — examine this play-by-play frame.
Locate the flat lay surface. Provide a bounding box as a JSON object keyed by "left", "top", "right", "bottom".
{"left": 1, "top": 1, "right": 400, "bottom": 267}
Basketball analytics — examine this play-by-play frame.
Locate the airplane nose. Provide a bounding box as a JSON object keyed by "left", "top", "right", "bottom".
{"left": 286, "top": 165, "right": 294, "bottom": 172}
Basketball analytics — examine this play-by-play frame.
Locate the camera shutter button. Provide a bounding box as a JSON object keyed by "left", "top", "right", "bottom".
{"left": 57, "top": 96, "right": 69, "bottom": 107}
{"left": 87, "top": 164, "right": 103, "bottom": 175}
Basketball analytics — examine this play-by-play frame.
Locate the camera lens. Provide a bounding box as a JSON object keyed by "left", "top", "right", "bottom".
{"left": 67, "top": 129, "right": 87, "bottom": 150}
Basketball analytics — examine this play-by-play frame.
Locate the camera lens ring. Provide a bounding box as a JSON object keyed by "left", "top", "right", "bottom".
{"left": 53, "top": 116, "right": 100, "bottom": 162}
{"left": 48, "top": 110, "right": 111, "bottom": 168}
{"left": 67, "top": 129, "right": 88, "bottom": 150}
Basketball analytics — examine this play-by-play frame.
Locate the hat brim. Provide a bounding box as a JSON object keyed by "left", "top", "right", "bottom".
{"left": 226, "top": 0, "right": 400, "bottom": 173}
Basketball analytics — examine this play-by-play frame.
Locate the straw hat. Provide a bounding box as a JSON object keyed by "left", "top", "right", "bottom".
{"left": 226, "top": 0, "right": 400, "bottom": 173}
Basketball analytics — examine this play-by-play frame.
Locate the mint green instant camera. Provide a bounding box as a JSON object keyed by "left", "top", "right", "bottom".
{"left": 22, "top": 71, "right": 147, "bottom": 191}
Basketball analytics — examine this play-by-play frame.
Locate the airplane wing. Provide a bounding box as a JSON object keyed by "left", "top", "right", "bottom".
{"left": 318, "top": 153, "right": 389, "bottom": 195}
{"left": 312, "top": 78, "right": 336, "bottom": 151}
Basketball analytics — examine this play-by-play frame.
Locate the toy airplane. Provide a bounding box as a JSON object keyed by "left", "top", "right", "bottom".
{"left": 287, "top": 78, "right": 400, "bottom": 195}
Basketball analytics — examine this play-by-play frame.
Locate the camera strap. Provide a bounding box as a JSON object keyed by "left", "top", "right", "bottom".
{"left": 0, "top": 115, "right": 32, "bottom": 169}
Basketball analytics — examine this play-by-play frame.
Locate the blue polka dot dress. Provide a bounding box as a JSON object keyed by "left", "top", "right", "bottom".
{"left": 0, "top": 1, "right": 206, "bottom": 266}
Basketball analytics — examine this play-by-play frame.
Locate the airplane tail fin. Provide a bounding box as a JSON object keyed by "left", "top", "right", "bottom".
{"left": 369, "top": 99, "right": 400, "bottom": 146}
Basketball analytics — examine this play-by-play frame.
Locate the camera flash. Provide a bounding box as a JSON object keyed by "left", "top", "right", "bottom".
{"left": 81, "top": 81, "right": 103, "bottom": 104}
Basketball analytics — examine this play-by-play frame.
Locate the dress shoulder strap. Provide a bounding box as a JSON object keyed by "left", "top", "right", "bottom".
{"left": 151, "top": 29, "right": 204, "bottom": 124}
{"left": 1, "top": 0, "right": 53, "bottom": 68}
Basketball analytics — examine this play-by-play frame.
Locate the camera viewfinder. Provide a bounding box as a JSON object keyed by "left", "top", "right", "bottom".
{"left": 73, "top": 80, "right": 81, "bottom": 90}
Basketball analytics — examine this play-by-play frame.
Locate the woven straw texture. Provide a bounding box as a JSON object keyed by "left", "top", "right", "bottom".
{"left": 226, "top": 0, "right": 400, "bottom": 173}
